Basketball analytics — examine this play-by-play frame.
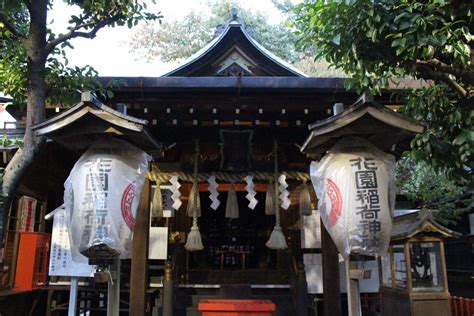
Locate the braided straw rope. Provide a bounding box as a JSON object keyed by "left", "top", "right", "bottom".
{"left": 148, "top": 168, "right": 310, "bottom": 184}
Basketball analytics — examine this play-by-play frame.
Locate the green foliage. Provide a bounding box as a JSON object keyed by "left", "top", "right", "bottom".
{"left": 129, "top": 0, "right": 299, "bottom": 63}
{"left": 1, "top": 137, "right": 22, "bottom": 147}
{"left": 129, "top": 11, "right": 214, "bottom": 63}
{"left": 0, "top": 167, "right": 4, "bottom": 210}
{"left": 0, "top": 0, "right": 162, "bottom": 106}
{"left": 293, "top": 0, "right": 473, "bottom": 182}
{"left": 399, "top": 85, "right": 473, "bottom": 180}
{"left": 293, "top": 53, "right": 345, "bottom": 77}
{"left": 396, "top": 157, "right": 472, "bottom": 225}
{"left": 128, "top": 0, "right": 344, "bottom": 77}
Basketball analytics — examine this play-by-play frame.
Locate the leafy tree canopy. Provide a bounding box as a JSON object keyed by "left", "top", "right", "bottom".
{"left": 0, "top": 0, "right": 161, "bottom": 106}
{"left": 396, "top": 157, "right": 472, "bottom": 225}
{"left": 127, "top": 0, "right": 344, "bottom": 77}
{"left": 293, "top": 0, "right": 473, "bottom": 183}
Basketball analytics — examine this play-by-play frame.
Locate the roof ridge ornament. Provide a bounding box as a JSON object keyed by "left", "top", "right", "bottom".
{"left": 230, "top": 7, "right": 239, "bottom": 20}
{"left": 213, "top": 7, "right": 255, "bottom": 38}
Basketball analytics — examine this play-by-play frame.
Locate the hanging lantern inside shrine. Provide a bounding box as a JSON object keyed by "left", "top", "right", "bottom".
{"left": 64, "top": 137, "right": 151, "bottom": 262}
{"left": 310, "top": 136, "right": 396, "bottom": 258}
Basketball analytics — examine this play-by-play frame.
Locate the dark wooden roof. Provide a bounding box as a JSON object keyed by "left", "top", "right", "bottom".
{"left": 31, "top": 92, "right": 161, "bottom": 152}
{"left": 300, "top": 94, "right": 425, "bottom": 156}
{"left": 98, "top": 76, "right": 346, "bottom": 92}
{"left": 162, "top": 10, "right": 305, "bottom": 77}
{"left": 97, "top": 77, "right": 428, "bottom": 95}
{"left": 391, "top": 210, "right": 460, "bottom": 241}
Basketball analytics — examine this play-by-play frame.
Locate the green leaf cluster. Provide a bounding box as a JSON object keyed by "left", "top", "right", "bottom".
{"left": 396, "top": 156, "right": 472, "bottom": 225}
{"left": 128, "top": 0, "right": 345, "bottom": 77}
{"left": 293, "top": 0, "right": 473, "bottom": 182}
{"left": 0, "top": 0, "right": 162, "bottom": 107}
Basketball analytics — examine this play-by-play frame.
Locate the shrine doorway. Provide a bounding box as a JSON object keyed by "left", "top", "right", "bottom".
{"left": 184, "top": 189, "right": 285, "bottom": 285}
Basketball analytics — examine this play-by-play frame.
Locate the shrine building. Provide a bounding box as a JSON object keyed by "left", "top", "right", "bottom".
{"left": 0, "top": 9, "right": 437, "bottom": 316}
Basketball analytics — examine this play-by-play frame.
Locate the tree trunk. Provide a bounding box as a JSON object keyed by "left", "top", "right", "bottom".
{"left": 1, "top": 0, "right": 48, "bottom": 239}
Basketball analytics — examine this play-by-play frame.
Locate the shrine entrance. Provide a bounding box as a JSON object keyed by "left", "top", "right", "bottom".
{"left": 182, "top": 189, "right": 287, "bottom": 285}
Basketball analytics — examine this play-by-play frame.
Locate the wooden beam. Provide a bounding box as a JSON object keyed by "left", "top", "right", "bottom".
{"left": 321, "top": 220, "right": 341, "bottom": 316}
{"left": 129, "top": 178, "right": 151, "bottom": 316}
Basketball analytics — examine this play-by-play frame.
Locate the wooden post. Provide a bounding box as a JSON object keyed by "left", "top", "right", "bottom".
{"left": 8, "top": 202, "right": 20, "bottom": 289}
{"left": 108, "top": 259, "right": 121, "bottom": 316}
{"left": 345, "top": 259, "right": 362, "bottom": 316}
{"left": 46, "top": 289, "right": 53, "bottom": 316}
{"left": 296, "top": 261, "right": 309, "bottom": 316}
{"left": 68, "top": 277, "right": 79, "bottom": 316}
{"left": 129, "top": 179, "right": 151, "bottom": 316}
{"left": 321, "top": 221, "right": 341, "bottom": 316}
{"left": 162, "top": 261, "right": 174, "bottom": 316}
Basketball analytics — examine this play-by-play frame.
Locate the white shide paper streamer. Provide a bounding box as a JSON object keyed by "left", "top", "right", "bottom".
{"left": 169, "top": 176, "right": 182, "bottom": 210}
{"left": 244, "top": 175, "right": 258, "bottom": 210}
{"left": 207, "top": 175, "right": 220, "bottom": 210}
{"left": 278, "top": 174, "right": 291, "bottom": 210}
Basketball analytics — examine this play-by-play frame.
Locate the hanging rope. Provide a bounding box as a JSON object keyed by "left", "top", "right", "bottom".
{"left": 148, "top": 167, "right": 310, "bottom": 184}
{"left": 184, "top": 139, "right": 204, "bottom": 251}
{"left": 151, "top": 179, "right": 163, "bottom": 218}
{"left": 225, "top": 182, "right": 239, "bottom": 219}
{"left": 266, "top": 140, "right": 287, "bottom": 250}
{"left": 265, "top": 180, "right": 276, "bottom": 215}
{"left": 186, "top": 182, "right": 201, "bottom": 217}
{"left": 299, "top": 180, "right": 312, "bottom": 216}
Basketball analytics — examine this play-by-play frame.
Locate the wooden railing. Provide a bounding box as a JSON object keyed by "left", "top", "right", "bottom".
{"left": 451, "top": 296, "right": 474, "bottom": 316}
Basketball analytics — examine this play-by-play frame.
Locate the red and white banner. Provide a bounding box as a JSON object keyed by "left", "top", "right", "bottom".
{"left": 20, "top": 196, "right": 37, "bottom": 232}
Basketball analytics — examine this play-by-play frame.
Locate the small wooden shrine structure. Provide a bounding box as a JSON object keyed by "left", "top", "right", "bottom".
{"left": 0, "top": 9, "right": 428, "bottom": 316}
{"left": 379, "top": 210, "right": 459, "bottom": 316}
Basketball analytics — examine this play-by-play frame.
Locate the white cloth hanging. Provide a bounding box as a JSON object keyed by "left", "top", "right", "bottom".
{"left": 225, "top": 183, "right": 239, "bottom": 219}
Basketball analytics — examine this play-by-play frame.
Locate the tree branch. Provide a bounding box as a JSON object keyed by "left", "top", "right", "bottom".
{"left": 0, "top": 12, "right": 25, "bottom": 40}
{"left": 413, "top": 62, "right": 470, "bottom": 98}
{"left": 45, "top": 15, "right": 122, "bottom": 53}
{"left": 416, "top": 59, "right": 474, "bottom": 85}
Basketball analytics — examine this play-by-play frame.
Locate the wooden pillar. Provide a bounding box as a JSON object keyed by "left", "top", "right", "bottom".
{"left": 296, "top": 261, "right": 309, "bottom": 316}
{"left": 345, "top": 259, "right": 362, "bottom": 316}
{"left": 107, "top": 259, "right": 121, "bottom": 316}
{"left": 321, "top": 220, "right": 341, "bottom": 316}
{"left": 68, "top": 277, "right": 79, "bottom": 316}
{"left": 129, "top": 179, "right": 151, "bottom": 316}
{"left": 45, "top": 289, "right": 53, "bottom": 316}
{"left": 162, "top": 261, "right": 174, "bottom": 316}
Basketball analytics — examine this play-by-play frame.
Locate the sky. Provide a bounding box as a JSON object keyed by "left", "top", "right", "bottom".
{"left": 49, "top": 0, "right": 292, "bottom": 77}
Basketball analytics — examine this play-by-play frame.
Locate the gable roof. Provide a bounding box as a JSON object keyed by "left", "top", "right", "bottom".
{"left": 300, "top": 93, "right": 425, "bottom": 156}
{"left": 163, "top": 9, "right": 306, "bottom": 77}
{"left": 391, "top": 209, "right": 460, "bottom": 240}
{"left": 31, "top": 92, "right": 161, "bottom": 152}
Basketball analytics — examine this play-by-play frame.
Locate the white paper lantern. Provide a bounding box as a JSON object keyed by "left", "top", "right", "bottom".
{"left": 64, "top": 137, "right": 150, "bottom": 262}
{"left": 310, "top": 137, "right": 395, "bottom": 259}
